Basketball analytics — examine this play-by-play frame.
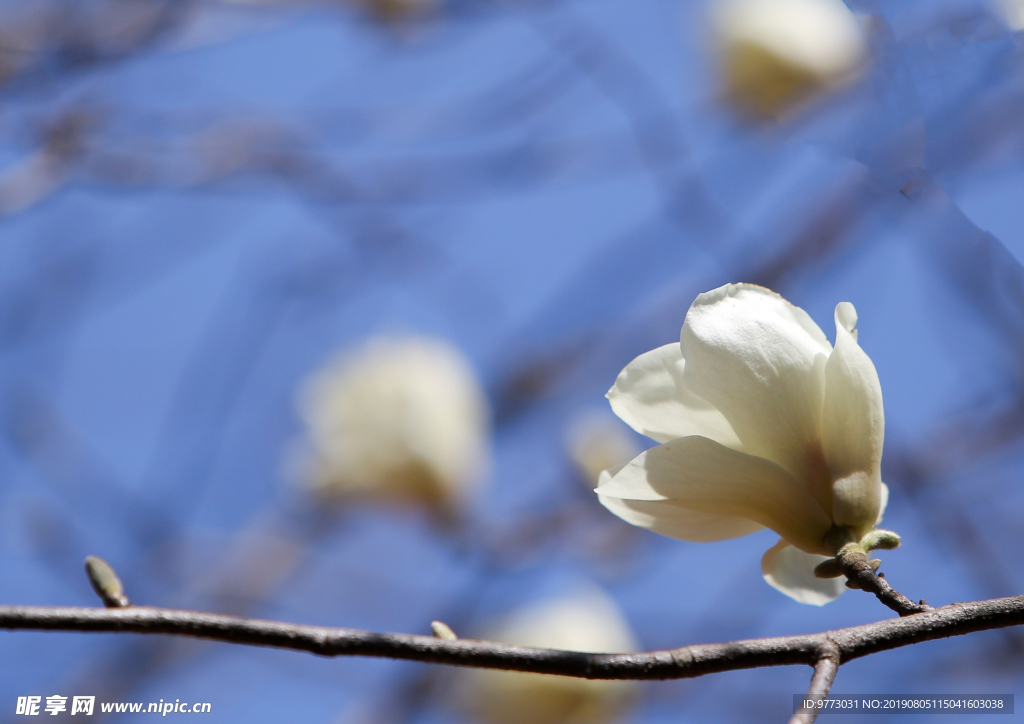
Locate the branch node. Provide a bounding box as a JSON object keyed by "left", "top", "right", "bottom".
{"left": 84, "top": 556, "right": 129, "bottom": 608}
{"left": 0, "top": 595, "right": 1021, "bottom": 680}
{"left": 833, "top": 545, "right": 928, "bottom": 616}
{"left": 789, "top": 640, "right": 842, "bottom": 724}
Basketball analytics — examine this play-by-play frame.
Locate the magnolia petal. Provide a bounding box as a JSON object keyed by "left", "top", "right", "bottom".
{"left": 876, "top": 482, "right": 889, "bottom": 525}
{"left": 761, "top": 538, "right": 847, "bottom": 605}
{"left": 598, "top": 464, "right": 757, "bottom": 536}
{"left": 822, "top": 302, "right": 884, "bottom": 533}
{"left": 835, "top": 300, "right": 858, "bottom": 342}
{"left": 596, "top": 437, "right": 832, "bottom": 554}
{"left": 607, "top": 343, "right": 741, "bottom": 445}
{"left": 598, "top": 494, "right": 764, "bottom": 542}
{"left": 679, "top": 284, "right": 834, "bottom": 510}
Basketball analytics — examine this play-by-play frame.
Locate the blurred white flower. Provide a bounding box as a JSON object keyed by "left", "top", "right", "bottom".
{"left": 297, "top": 336, "right": 489, "bottom": 513}
{"left": 996, "top": 0, "right": 1024, "bottom": 30}
{"left": 457, "top": 587, "right": 638, "bottom": 724}
{"left": 712, "top": 0, "right": 867, "bottom": 117}
{"left": 597, "top": 283, "right": 892, "bottom": 605}
{"left": 565, "top": 411, "right": 641, "bottom": 488}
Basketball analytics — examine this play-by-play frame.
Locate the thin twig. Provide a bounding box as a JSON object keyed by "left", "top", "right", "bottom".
{"left": 789, "top": 640, "right": 841, "bottom": 724}
{"left": 0, "top": 596, "right": 1021, "bottom": 680}
{"left": 836, "top": 546, "right": 931, "bottom": 617}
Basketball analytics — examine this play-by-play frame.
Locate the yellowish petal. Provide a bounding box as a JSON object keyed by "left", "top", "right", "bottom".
{"left": 607, "top": 343, "right": 741, "bottom": 446}
{"left": 679, "top": 284, "right": 834, "bottom": 511}
{"left": 761, "top": 538, "right": 847, "bottom": 605}
{"left": 596, "top": 437, "right": 832, "bottom": 554}
{"left": 821, "top": 302, "right": 884, "bottom": 533}
{"left": 598, "top": 493, "right": 764, "bottom": 542}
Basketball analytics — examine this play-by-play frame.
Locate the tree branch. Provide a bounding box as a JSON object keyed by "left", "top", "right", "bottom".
{"left": 789, "top": 640, "right": 840, "bottom": 724}
{"left": 836, "top": 545, "right": 931, "bottom": 617}
{"left": 0, "top": 596, "right": 1021, "bottom": 680}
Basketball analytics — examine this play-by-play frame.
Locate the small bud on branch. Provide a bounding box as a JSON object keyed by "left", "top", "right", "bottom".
{"left": 84, "top": 556, "right": 129, "bottom": 608}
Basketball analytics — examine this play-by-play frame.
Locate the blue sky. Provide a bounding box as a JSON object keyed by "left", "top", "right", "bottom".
{"left": 0, "top": 0, "right": 1023, "bottom": 721}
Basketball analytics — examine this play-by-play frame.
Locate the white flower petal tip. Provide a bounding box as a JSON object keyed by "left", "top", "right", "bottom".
{"left": 762, "top": 539, "right": 847, "bottom": 606}
{"left": 835, "top": 301, "right": 858, "bottom": 338}
{"left": 712, "top": 0, "right": 868, "bottom": 118}
{"left": 600, "top": 283, "right": 896, "bottom": 604}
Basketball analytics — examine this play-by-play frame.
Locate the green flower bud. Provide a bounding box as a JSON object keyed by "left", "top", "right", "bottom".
{"left": 861, "top": 529, "right": 901, "bottom": 552}
{"left": 813, "top": 558, "right": 844, "bottom": 579}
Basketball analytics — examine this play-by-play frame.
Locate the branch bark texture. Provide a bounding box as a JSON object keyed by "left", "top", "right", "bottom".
{"left": 836, "top": 545, "right": 930, "bottom": 617}
{"left": 789, "top": 640, "right": 840, "bottom": 724}
{"left": 0, "top": 596, "right": 1021, "bottom": 680}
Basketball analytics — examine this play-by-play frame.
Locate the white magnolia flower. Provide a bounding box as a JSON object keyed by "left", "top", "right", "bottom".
{"left": 597, "top": 284, "right": 893, "bottom": 605}
{"left": 297, "top": 336, "right": 488, "bottom": 513}
{"left": 457, "top": 587, "right": 637, "bottom": 724}
{"left": 713, "top": 0, "right": 867, "bottom": 117}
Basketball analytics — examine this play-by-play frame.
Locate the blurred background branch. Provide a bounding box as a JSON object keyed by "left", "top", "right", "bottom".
{"left": 0, "top": 0, "right": 1023, "bottom": 722}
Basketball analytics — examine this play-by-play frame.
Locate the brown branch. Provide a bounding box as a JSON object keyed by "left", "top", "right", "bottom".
{"left": 836, "top": 546, "right": 931, "bottom": 617}
{"left": 0, "top": 596, "right": 1021, "bottom": 680}
{"left": 789, "top": 640, "right": 840, "bottom": 724}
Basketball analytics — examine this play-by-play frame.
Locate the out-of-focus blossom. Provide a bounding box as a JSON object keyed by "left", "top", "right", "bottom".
{"left": 996, "top": 0, "right": 1024, "bottom": 30}
{"left": 597, "top": 284, "right": 896, "bottom": 605}
{"left": 565, "top": 411, "right": 641, "bottom": 487}
{"left": 457, "top": 587, "right": 638, "bottom": 724}
{"left": 296, "top": 336, "right": 489, "bottom": 514}
{"left": 712, "top": 0, "right": 867, "bottom": 117}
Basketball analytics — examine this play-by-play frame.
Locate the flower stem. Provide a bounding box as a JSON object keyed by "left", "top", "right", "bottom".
{"left": 827, "top": 532, "right": 931, "bottom": 617}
